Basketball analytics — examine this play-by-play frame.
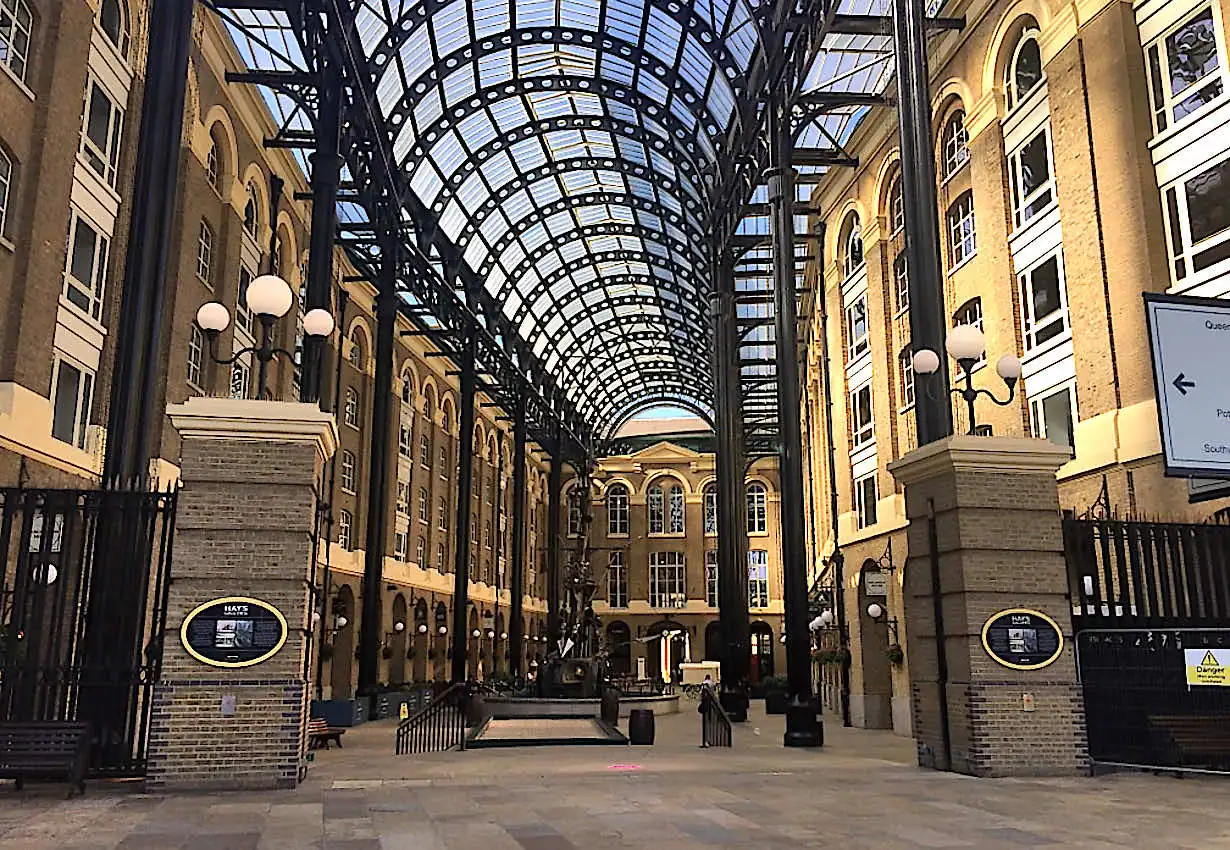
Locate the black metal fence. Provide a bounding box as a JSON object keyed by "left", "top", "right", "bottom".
{"left": 394, "top": 682, "right": 468, "bottom": 754}
{"left": 700, "top": 685, "right": 732, "bottom": 748}
{"left": 0, "top": 486, "right": 176, "bottom": 777}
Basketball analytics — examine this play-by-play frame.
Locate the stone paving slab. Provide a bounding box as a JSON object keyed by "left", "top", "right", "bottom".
{"left": 1, "top": 707, "right": 1229, "bottom": 848}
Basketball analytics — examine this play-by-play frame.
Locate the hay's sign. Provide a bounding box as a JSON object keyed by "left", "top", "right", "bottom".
{"left": 181, "top": 596, "right": 288, "bottom": 667}
{"left": 981, "top": 609, "right": 1064, "bottom": 671}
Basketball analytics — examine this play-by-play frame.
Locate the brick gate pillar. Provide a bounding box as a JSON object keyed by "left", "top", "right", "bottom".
{"left": 146, "top": 398, "right": 337, "bottom": 791}
{"left": 888, "top": 436, "right": 1089, "bottom": 777}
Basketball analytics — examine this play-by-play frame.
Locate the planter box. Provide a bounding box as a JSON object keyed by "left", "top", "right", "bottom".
{"left": 310, "top": 698, "right": 366, "bottom": 727}
{"left": 764, "top": 690, "right": 788, "bottom": 715}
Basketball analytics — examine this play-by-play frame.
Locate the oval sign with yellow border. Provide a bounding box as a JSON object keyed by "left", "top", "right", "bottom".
{"left": 180, "top": 596, "right": 288, "bottom": 668}
{"left": 980, "top": 608, "right": 1064, "bottom": 671}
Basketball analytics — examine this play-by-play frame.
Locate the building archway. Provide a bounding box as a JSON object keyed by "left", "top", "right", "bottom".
{"left": 704, "top": 621, "right": 723, "bottom": 662}
{"left": 606, "top": 620, "right": 632, "bottom": 677}
{"left": 749, "top": 620, "right": 775, "bottom": 684}
{"left": 857, "top": 560, "right": 894, "bottom": 729}
{"left": 389, "top": 593, "right": 408, "bottom": 685}
{"left": 645, "top": 620, "right": 688, "bottom": 683}
{"left": 330, "top": 585, "right": 356, "bottom": 698}
{"left": 412, "top": 598, "right": 429, "bottom": 682}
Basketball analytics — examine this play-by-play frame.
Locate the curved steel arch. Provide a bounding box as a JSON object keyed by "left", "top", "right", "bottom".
{"left": 554, "top": 326, "right": 713, "bottom": 395}
{"left": 495, "top": 248, "right": 697, "bottom": 305}
{"left": 383, "top": 28, "right": 734, "bottom": 145}
{"left": 511, "top": 282, "right": 707, "bottom": 333}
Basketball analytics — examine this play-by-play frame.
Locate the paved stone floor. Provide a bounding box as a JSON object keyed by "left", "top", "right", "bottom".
{"left": 2, "top": 705, "right": 1229, "bottom": 849}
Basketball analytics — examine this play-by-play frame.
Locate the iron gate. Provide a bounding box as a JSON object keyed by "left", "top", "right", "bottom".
{"left": 1065, "top": 517, "right": 1230, "bottom": 772}
{"left": 0, "top": 486, "right": 176, "bottom": 777}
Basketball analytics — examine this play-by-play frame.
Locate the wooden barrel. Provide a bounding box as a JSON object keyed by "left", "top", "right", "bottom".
{"left": 628, "top": 709, "right": 655, "bottom": 745}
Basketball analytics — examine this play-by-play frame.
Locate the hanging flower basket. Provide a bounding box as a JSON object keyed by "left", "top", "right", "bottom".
{"left": 406, "top": 647, "right": 417, "bottom": 660}
{"left": 319, "top": 643, "right": 335, "bottom": 662}
{"left": 381, "top": 646, "right": 394, "bottom": 660}
{"left": 886, "top": 644, "right": 905, "bottom": 665}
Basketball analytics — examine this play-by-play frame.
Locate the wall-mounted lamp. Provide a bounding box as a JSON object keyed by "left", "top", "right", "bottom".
{"left": 417, "top": 623, "right": 429, "bottom": 635}
{"left": 866, "top": 602, "right": 900, "bottom": 645}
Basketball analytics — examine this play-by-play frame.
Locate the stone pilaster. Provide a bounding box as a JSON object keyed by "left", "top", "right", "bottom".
{"left": 889, "top": 436, "right": 1089, "bottom": 777}
{"left": 146, "top": 398, "right": 337, "bottom": 791}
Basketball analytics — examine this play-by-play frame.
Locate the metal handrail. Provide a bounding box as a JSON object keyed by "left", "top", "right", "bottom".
{"left": 394, "top": 682, "right": 468, "bottom": 754}
{"left": 700, "top": 685, "right": 732, "bottom": 748}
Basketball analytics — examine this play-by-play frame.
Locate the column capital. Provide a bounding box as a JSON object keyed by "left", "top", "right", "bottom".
{"left": 888, "top": 434, "right": 1072, "bottom": 487}
{"left": 167, "top": 397, "right": 339, "bottom": 465}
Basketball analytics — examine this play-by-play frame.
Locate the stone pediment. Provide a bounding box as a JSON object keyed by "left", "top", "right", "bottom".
{"left": 629, "top": 441, "right": 703, "bottom": 462}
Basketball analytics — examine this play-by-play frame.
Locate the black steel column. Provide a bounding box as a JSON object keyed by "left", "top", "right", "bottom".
{"left": 768, "top": 97, "right": 822, "bottom": 748}
{"left": 102, "top": 0, "right": 194, "bottom": 483}
{"left": 450, "top": 323, "right": 478, "bottom": 683}
{"left": 893, "top": 0, "right": 953, "bottom": 444}
{"left": 357, "top": 256, "right": 397, "bottom": 696}
{"left": 301, "top": 53, "right": 343, "bottom": 405}
{"left": 545, "top": 425, "right": 563, "bottom": 643}
{"left": 508, "top": 392, "right": 528, "bottom": 677}
{"left": 710, "top": 254, "right": 750, "bottom": 722}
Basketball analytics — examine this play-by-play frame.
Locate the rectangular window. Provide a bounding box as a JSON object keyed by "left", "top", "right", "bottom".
{"left": 64, "top": 211, "right": 108, "bottom": 320}
{"left": 420, "top": 434, "right": 431, "bottom": 467}
{"left": 418, "top": 487, "right": 428, "bottom": 523}
{"left": 229, "top": 360, "right": 250, "bottom": 400}
{"left": 1031, "top": 384, "right": 1077, "bottom": 453}
{"left": 705, "top": 549, "right": 718, "bottom": 607}
{"left": 668, "top": 486, "right": 684, "bottom": 534}
{"left": 845, "top": 294, "right": 869, "bottom": 361}
{"left": 648, "top": 487, "right": 664, "bottom": 534}
{"left": 438, "top": 497, "right": 447, "bottom": 530}
{"left": 648, "top": 552, "right": 686, "bottom": 608}
{"left": 608, "top": 551, "right": 628, "bottom": 608}
{"left": 703, "top": 487, "right": 717, "bottom": 535}
{"left": 196, "top": 221, "right": 212, "bottom": 283}
{"left": 341, "top": 451, "right": 356, "bottom": 493}
{"left": 415, "top": 536, "right": 426, "bottom": 566}
{"left": 399, "top": 421, "right": 412, "bottom": 458}
{"left": 51, "top": 357, "right": 94, "bottom": 450}
{"left": 396, "top": 481, "right": 409, "bottom": 515}
{"left": 436, "top": 543, "right": 445, "bottom": 571}
{"left": 1008, "top": 126, "right": 1055, "bottom": 228}
{"left": 187, "top": 325, "right": 204, "bottom": 389}
{"left": 568, "top": 489, "right": 584, "bottom": 536}
{"left": 1019, "top": 251, "right": 1069, "bottom": 350}
{"left": 608, "top": 488, "right": 629, "bottom": 535}
{"left": 893, "top": 253, "right": 908, "bottom": 314}
{"left": 439, "top": 446, "right": 448, "bottom": 478}
{"left": 338, "top": 509, "right": 352, "bottom": 549}
{"left": 1145, "top": 7, "right": 1225, "bottom": 134}
{"left": 947, "top": 192, "right": 976, "bottom": 267}
{"left": 236, "top": 266, "right": 254, "bottom": 335}
{"left": 394, "top": 530, "right": 408, "bottom": 561}
{"left": 851, "top": 384, "right": 874, "bottom": 448}
{"left": 898, "top": 348, "right": 915, "bottom": 409}
{"left": 81, "top": 79, "right": 124, "bottom": 186}
{"left": 855, "top": 473, "right": 878, "bottom": 529}
{"left": 0, "top": 0, "right": 33, "bottom": 82}
{"left": 1162, "top": 155, "right": 1230, "bottom": 282}
{"left": 746, "top": 484, "right": 767, "bottom": 534}
{"left": 344, "top": 388, "right": 359, "bottom": 428}
{"left": 748, "top": 550, "right": 769, "bottom": 608}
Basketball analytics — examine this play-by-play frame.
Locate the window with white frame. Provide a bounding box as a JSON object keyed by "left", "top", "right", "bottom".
{"left": 394, "top": 530, "right": 408, "bottom": 561}
{"left": 51, "top": 356, "right": 94, "bottom": 450}
{"left": 187, "top": 325, "right": 204, "bottom": 389}
{"left": 704, "top": 549, "right": 718, "bottom": 607}
{"left": 898, "top": 347, "right": 915, "bottom": 409}
{"left": 851, "top": 384, "right": 874, "bottom": 448}
{"left": 337, "top": 509, "right": 352, "bottom": 549}
{"left": 608, "top": 551, "right": 628, "bottom": 608}
{"left": 436, "top": 542, "right": 445, "bottom": 571}
{"left": 229, "top": 360, "right": 249, "bottom": 399}
{"left": 196, "top": 220, "right": 212, "bottom": 282}
{"left": 64, "top": 211, "right": 108, "bottom": 320}
{"left": 81, "top": 80, "right": 124, "bottom": 186}
{"left": 942, "top": 110, "right": 969, "bottom": 177}
{"left": 0, "top": 148, "right": 11, "bottom": 237}
{"left": 567, "top": 487, "right": 584, "bottom": 536}
{"left": 243, "top": 183, "right": 258, "bottom": 236}
{"left": 947, "top": 191, "right": 976, "bottom": 267}
{"left": 348, "top": 329, "right": 363, "bottom": 366}
{"left": 1030, "top": 384, "right": 1077, "bottom": 452}
{"left": 99, "top": 0, "right": 129, "bottom": 56}
{"left": 748, "top": 550, "right": 769, "bottom": 608}
{"left": 855, "top": 473, "right": 878, "bottom": 529}
{"left": 399, "top": 421, "right": 412, "bottom": 458}
{"left": 607, "top": 484, "right": 629, "bottom": 535}
{"left": 1146, "top": 6, "right": 1225, "bottom": 133}
{"left": 648, "top": 552, "right": 686, "bottom": 608}
{"left": 1019, "top": 251, "right": 1069, "bottom": 350}
{"left": 236, "top": 265, "right": 254, "bottom": 335}
{"left": 1162, "top": 154, "right": 1230, "bottom": 282}
{"left": 668, "top": 485, "right": 684, "bottom": 534}
{"left": 396, "top": 480, "right": 409, "bottom": 515}
{"left": 415, "top": 535, "right": 425, "bottom": 566}
{"left": 952, "top": 298, "right": 985, "bottom": 373}
{"left": 1006, "top": 30, "right": 1044, "bottom": 110}
{"left": 340, "top": 450, "right": 356, "bottom": 492}
{"left": 703, "top": 484, "right": 717, "bottom": 535}
{"left": 484, "top": 520, "right": 491, "bottom": 549}
{"left": 845, "top": 294, "right": 869, "bottom": 361}
{"left": 344, "top": 387, "right": 359, "bottom": 428}
{"left": 1, "top": 0, "right": 33, "bottom": 82}
{"left": 206, "top": 141, "right": 219, "bottom": 189}
{"left": 746, "top": 482, "right": 767, "bottom": 533}
{"left": 842, "top": 216, "right": 864, "bottom": 278}
{"left": 647, "top": 484, "right": 665, "bottom": 534}
{"left": 437, "top": 497, "right": 447, "bottom": 530}
{"left": 438, "top": 446, "right": 447, "bottom": 477}
{"left": 1008, "top": 126, "right": 1055, "bottom": 228}
{"left": 893, "top": 253, "right": 908, "bottom": 314}
{"left": 419, "top": 434, "right": 430, "bottom": 467}
{"left": 418, "top": 487, "right": 428, "bottom": 522}
{"left": 889, "top": 175, "right": 904, "bottom": 234}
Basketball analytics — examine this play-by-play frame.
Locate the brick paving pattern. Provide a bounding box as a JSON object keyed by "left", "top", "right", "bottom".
{"left": 1, "top": 706, "right": 1227, "bottom": 849}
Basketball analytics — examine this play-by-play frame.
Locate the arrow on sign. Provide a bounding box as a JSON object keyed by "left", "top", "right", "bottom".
{"left": 1173, "top": 373, "right": 1196, "bottom": 395}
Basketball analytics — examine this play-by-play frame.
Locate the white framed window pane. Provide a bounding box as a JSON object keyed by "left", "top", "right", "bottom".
{"left": 894, "top": 253, "right": 908, "bottom": 313}
{"left": 341, "top": 451, "right": 355, "bottom": 492}
{"left": 0, "top": 148, "right": 11, "bottom": 236}
{"left": 187, "top": 325, "right": 204, "bottom": 388}
{"left": 745, "top": 484, "right": 767, "bottom": 533}
{"left": 947, "top": 193, "right": 976, "bottom": 266}
{"left": 851, "top": 385, "right": 874, "bottom": 448}
{"left": 943, "top": 111, "right": 969, "bottom": 176}
{"left": 415, "top": 536, "right": 425, "bottom": 565}
{"left": 899, "top": 349, "right": 915, "bottom": 409}
{"left": 703, "top": 487, "right": 717, "bottom": 534}
{"left": 436, "top": 544, "right": 445, "bottom": 570}
{"left": 52, "top": 358, "right": 94, "bottom": 449}
{"left": 855, "top": 473, "right": 878, "bottom": 529}
{"left": 1032, "top": 386, "right": 1076, "bottom": 452}
{"left": 748, "top": 550, "right": 769, "bottom": 608}
{"left": 1, "top": 0, "right": 33, "bottom": 81}
{"left": 705, "top": 549, "right": 718, "bottom": 607}
{"left": 607, "top": 487, "right": 629, "bottom": 535}
{"left": 845, "top": 295, "right": 869, "bottom": 360}
{"left": 1020, "top": 252, "right": 1068, "bottom": 350}
{"left": 196, "top": 221, "right": 213, "bottom": 282}
{"left": 608, "top": 551, "right": 627, "bottom": 608}
{"left": 438, "top": 497, "right": 447, "bottom": 530}
{"left": 65, "top": 213, "right": 108, "bottom": 320}
{"left": 420, "top": 434, "right": 431, "bottom": 466}
{"left": 668, "top": 486, "right": 684, "bottom": 533}
{"left": 648, "top": 486, "right": 664, "bottom": 534}
{"left": 82, "top": 81, "right": 123, "bottom": 185}
{"left": 649, "top": 552, "right": 685, "bottom": 608}
{"left": 1147, "top": 7, "right": 1224, "bottom": 132}
{"left": 418, "top": 488, "right": 428, "bottom": 522}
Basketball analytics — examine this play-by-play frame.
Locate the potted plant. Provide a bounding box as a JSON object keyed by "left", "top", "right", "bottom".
{"left": 762, "top": 675, "right": 790, "bottom": 714}
{"left": 319, "top": 642, "right": 335, "bottom": 662}
{"left": 885, "top": 644, "right": 904, "bottom": 665}
{"left": 427, "top": 648, "right": 437, "bottom": 660}
{"left": 406, "top": 647, "right": 416, "bottom": 660}
{"left": 381, "top": 646, "right": 394, "bottom": 660}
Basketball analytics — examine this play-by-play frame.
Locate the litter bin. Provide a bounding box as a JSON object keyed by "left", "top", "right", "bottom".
{"left": 628, "top": 709, "right": 655, "bottom": 745}
{"left": 600, "top": 687, "right": 620, "bottom": 726}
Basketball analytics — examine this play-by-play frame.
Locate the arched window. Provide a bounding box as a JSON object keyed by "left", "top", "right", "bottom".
{"left": 842, "top": 215, "right": 864, "bottom": 278}
{"left": 401, "top": 375, "right": 414, "bottom": 405}
{"left": 947, "top": 190, "right": 976, "bottom": 266}
{"left": 99, "top": 0, "right": 129, "bottom": 56}
{"left": 668, "top": 485, "right": 684, "bottom": 534}
{"left": 942, "top": 110, "right": 969, "bottom": 177}
{"left": 746, "top": 482, "right": 767, "bottom": 534}
{"left": 243, "top": 182, "right": 258, "bottom": 236}
{"left": 0, "top": 148, "right": 10, "bottom": 236}
{"left": 703, "top": 484, "right": 717, "bottom": 535}
{"left": 607, "top": 484, "right": 629, "bottom": 535}
{"left": 888, "top": 174, "right": 904, "bottom": 234}
{"left": 647, "top": 484, "right": 665, "bottom": 534}
{"left": 567, "top": 487, "right": 584, "bottom": 536}
{"left": 0, "top": 0, "right": 33, "bottom": 82}
{"left": 1006, "top": 30, "right": 1044, "bottom": 110}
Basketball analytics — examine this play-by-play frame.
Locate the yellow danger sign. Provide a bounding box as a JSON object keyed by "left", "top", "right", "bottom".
{"left": 1185, "top": 648, "right": 1230, "bottom": 686}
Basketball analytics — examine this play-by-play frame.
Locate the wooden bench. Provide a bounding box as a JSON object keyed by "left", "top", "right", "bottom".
{"left": 0, "top": 722, "right": 90, "bottom": 797}
{"left": 1149, "top": 715, "right": 1230, "bottom": 770}
{"left": 307, "top": 718, "right": 345, "bottom": 750}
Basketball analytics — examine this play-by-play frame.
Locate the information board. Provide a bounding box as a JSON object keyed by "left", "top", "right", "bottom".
{"left": 980, "top": 608, "right": 1064, "bottom": 671}
{"left": 181, "top": 596, "right": 288, "bottom": 668}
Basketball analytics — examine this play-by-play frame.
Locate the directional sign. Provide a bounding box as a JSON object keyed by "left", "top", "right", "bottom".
{"left": 1143, "top": 293, "right": 1230, "bottom": 479}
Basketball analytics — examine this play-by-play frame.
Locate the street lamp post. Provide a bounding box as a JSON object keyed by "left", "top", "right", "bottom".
{"left": 195, "top": 274, "right": 335, "bottom": 399}
{"left": 912, "top": 326, "right": 1022, "bottom": 435}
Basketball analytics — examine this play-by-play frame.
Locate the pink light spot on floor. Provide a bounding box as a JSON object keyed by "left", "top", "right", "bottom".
{"left": 607, "top": 764, "right": 641, "bottom": 770}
